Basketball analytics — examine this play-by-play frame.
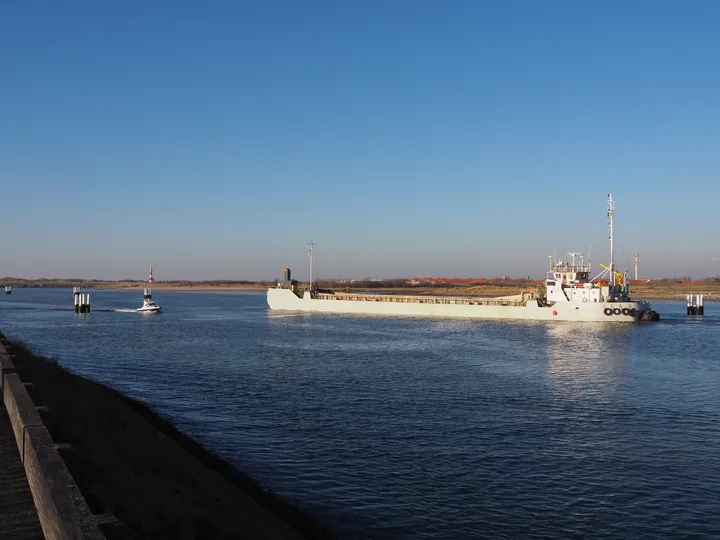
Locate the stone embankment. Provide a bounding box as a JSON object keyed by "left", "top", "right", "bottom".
{"left": 1, "top": 337, "right": 105, "bottom": 540}
{"left": 0, "top": 333, "right": 336, "bottom": 539}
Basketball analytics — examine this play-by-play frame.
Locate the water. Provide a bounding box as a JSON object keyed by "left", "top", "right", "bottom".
{"left": 1, "top": 289, "right": 719, "bottom": 539}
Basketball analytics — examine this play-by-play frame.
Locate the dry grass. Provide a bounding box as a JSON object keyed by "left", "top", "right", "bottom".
{"left": 625, "top": 282, "right": 720, "bottom": 300}
{"left": 343, "top": 282, "right": 720, "bottom": 301}
{"left": 99, "top": 281, "right": 268, "bottom": 291}
{"left": 0, "top": 278, "right": 268, "bottom": 291}
{"left": 3, "top": 335, "right": 335, "bottom": 540}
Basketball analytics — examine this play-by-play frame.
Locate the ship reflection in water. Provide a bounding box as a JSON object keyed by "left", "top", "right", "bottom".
{"left": 545, "top": 322, "right": 632, "bottom": 402}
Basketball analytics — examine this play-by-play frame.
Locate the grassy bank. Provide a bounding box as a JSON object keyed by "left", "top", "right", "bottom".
{"left": 2, "top": 334, "right": 336, "bottom": 540}
{"left": 344, "top": 282, "right": 720, "bottom": 301}
{"left": 348, "top": 281, "right": 720, "bottom": 301}
{"left": 0, "top": 278, "right": 269, "bottom": 291}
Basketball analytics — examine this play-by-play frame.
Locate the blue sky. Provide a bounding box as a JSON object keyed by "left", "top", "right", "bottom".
{"left": 1, "top": 1, "right": 719, "bottom": 280}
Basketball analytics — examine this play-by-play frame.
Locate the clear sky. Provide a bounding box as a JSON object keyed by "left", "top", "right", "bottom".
{"left": 2, "top": 1, "right": 719, "bottom": 281}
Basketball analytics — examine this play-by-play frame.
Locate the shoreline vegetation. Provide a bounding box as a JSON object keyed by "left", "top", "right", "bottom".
{"left": 2, "top": 277, "right": 720, "bottom": 300}
{"left": 2, "top": 334, "right": 336, "bottom": 540}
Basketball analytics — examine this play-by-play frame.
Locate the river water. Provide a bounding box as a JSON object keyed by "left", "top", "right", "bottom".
{"left": 1, "top": 289, "right": 719, "bottom": 539}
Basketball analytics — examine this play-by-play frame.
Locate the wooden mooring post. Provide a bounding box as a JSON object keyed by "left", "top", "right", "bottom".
{"left": 686, "top": 294, "right": 704, "bottom": 316}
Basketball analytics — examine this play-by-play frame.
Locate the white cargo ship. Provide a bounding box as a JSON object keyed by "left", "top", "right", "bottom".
{"left": 267, "top": 195, "right": 657, "bottom": 322}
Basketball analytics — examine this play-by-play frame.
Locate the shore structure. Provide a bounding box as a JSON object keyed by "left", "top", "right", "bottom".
{"left": 0, "top": 333, "right": 335, "bottom": 540}
{"left": 268, "top": 195, "right": 659, "bottom": 322}
{"left": 1, "top": 336, "right": 104, "bottom": 540}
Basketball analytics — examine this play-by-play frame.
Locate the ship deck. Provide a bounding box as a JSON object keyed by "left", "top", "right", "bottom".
{"left": 314, "top": 292, "right": 530, "bottom": 308}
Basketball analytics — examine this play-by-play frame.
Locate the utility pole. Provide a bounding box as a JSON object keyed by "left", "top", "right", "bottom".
{"left": 634, "top": 253, "right": 639, "bottom": 280}
{"left": 307, "top": 241, "right": 315, "bottom": 292}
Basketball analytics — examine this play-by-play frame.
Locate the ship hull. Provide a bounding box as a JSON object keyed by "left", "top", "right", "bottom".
{"left": 267, "top": 289, "right": 651, "bottom": 322}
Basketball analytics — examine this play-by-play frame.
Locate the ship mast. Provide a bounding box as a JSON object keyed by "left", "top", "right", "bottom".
{"left": 307, "top": 241, "right": 315, "bottom": 292}
{"left": 607, "top": 194, "right": 615, "bottom": 286}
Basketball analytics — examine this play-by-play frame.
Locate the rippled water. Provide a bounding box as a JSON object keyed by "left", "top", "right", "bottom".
{"left": 2, "top": 289, "right": 719, "bottom": 539}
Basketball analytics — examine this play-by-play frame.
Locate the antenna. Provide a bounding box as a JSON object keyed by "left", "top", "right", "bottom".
{"left": 607, "top": 194, "right": 615, "bottom": 286}
{"left": 634, "top": 253, "right": 639, "bottom": 280}
{"left": 307, "top": 241, "right": 315, "bottom": 291}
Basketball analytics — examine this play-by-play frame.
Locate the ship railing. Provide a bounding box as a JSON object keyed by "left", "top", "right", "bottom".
{"left": 314, "top": 293, "right": 527, "bottom": 307}
{"left": 549, "top": 265, "right": 591, "bottom": 273}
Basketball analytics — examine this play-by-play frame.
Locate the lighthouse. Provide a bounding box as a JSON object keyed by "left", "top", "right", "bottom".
{"left": 148, "top": 266, "right": 155, "bottom": 283}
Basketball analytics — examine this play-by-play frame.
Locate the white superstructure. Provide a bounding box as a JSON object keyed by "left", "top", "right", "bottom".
{"left": 267, "top": 195, "right": 657, "bottom": 322}
{"left": 137, "top": 299, "right": 162, "bottom": 313}
{"left": 137, "top": 287, "right": 161, "bottom": 313}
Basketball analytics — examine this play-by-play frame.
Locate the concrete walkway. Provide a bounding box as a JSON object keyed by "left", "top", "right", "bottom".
{"left": 0, "top": 402, "right": 44, "bottom": 539}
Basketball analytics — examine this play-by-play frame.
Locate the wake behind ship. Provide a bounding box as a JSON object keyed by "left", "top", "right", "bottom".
{"left": 267, "top": 195, "right": 659, "bottom": 323}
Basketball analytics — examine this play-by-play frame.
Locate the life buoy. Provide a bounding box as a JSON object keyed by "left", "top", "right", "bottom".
{"left": 582, "top": 298, "right": 588, "bottom": 303}
{"left": 629, "top": 308, "right": 637, "bottom": 317}
{"left": 552, "top": 310, "right": 557, "bottom": 316}
{"left": 613, "top": 308, "right": 622, "bottom": 315}
{"left": 621, "top": 308, "right": 630, "bottom": 316}
{"left": 604, "top": 308, "right": 613, "bottom": 316}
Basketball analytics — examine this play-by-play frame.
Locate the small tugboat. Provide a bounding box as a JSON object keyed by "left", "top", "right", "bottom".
{"left": 137, "top": 287, "right": 161, "bottom": 313}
